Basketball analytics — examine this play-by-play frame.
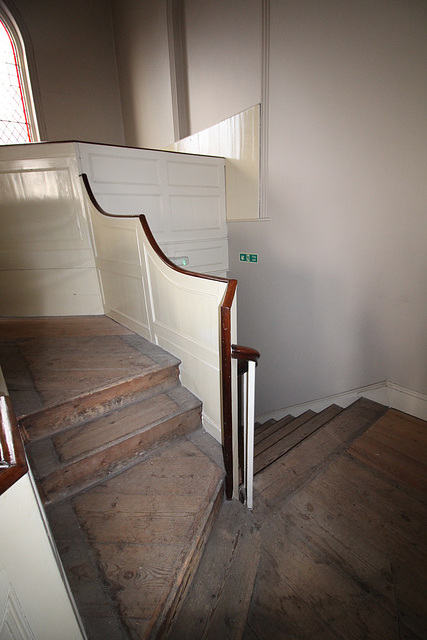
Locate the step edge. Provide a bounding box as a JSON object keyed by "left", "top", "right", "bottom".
{"left": 20, "top": 363, "right": 183, "bottom": 442}
{"left": 254, "top": 405, "right": 344, "bottom": 475}
{"left": 38, "top": 406, "right": 203, "bottom": 505}
{"left": 147, "top": 477, "right": 225, "bottom": 640}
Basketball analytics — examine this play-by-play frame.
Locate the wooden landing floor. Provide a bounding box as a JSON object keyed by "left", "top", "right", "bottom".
{"left": 0, "top": 315, "right": 179, "bottom": 419}
{"left": 245, "top": 408, "right": 427, "bottom": 640}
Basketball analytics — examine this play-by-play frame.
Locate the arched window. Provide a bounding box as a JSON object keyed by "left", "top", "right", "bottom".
{"left": 0, "top": 6, "right": 39, "bottom": 144}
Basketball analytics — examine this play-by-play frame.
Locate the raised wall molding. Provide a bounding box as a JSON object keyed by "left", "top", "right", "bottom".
{"left": 167, "top": 0, "right": 190, "bottom": 141}
{"left": 260, "top": 0, "right": 270, "bottom": 219}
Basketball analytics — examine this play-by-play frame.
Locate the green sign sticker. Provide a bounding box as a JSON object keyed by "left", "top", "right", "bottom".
{"left": 239, "top": 253, "right": 258, "bottom": 263}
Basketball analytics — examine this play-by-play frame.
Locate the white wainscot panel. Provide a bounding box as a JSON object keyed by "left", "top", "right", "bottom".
{"left": 95, "top": 194, "right": 165, "bottom": 233}
{"left": 166, "top": 160, "right": 220, "bottom": 188}
{"left": 99, "top": 267, "right": 149, "bottom": 335}
{"left": 88, "top": 153, "right": 161, "bottom": 186}
{"left": 146, "top": 266, "right": 222, "bottom": 352}
{"left": 161, "top": 239, "right": 228, "bottom": 274}
{"left": 0, "top": 169, "right": 84, "bottom": 246}
{"left": 157, "top": 336, "right": 222, "bottom": 442}
{"left": 0, "top": 269, "right": 103, "bottom": 316}
{"left": 169, "top": 195, "right": 222, "bottom": 232}
{"left": 91, "top": 218, "right": 141, "bottom": 265}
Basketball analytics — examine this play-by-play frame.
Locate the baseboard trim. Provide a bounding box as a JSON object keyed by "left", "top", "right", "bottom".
{"left": 256, "top": 381, "right": 427, "bottom": 424}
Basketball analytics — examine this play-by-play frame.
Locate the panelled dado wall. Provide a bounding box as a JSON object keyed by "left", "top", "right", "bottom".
{"left": 0, "top": 141, "right": 228, "bottom": 317}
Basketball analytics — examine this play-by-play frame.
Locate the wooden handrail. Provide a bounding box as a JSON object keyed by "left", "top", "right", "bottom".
{"left": 232, "top": 345, "right": 260, "bottom": 377}
{"left": 81, "top": 173, "right": 240, "bottom": 498}
{"left": 139, "top": 213, "right": 239, "bottom": 499}
{"left": 0, "top": 395, "right": 27, "bottom": 496}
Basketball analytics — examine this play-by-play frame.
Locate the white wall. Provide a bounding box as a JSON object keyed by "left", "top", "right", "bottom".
{"left": 113, "top": 0, "right": 427, "bottom": 416}
{"left": 9, "top": 0, "right": 124, "bottom": 144}
{"left": 183, "top": 0, "right": 262, "bottom": 134}
{"left": 231, "top": 0, "right": 427, "bottom": 413}
{"left": 5, "top": 1, "right": 427, "bottom": 417}
{"left": 112, "top": 0, "right": 175, "bottom": 148}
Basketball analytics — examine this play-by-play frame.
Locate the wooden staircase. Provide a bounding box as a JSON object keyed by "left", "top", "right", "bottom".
{"left": 0, "top": 316, "right": 225, "bottom": 640}
{"left": 0, "top": 316, "right": 392, "bottom": 640}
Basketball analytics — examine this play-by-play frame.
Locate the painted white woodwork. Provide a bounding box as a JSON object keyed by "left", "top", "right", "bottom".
{"left": 76, "top": 142, "right": 228, "bottom": 276}
{"left": 0, "top": 471, "right": 85, "bottom": 640}
{"left": 0, "top": 142, "right": 103, "bottom": 317}
{"left": 0, "top": 140, "right": 229, "bottom": 318}
{"left": 241, "top": 360, "right": 256, "bottom": 509}
{"left": 86, "top": 187, "right": 236, "bottom": 443}
{"left": 165, "top": 105, "right": 260, "bottom": 221}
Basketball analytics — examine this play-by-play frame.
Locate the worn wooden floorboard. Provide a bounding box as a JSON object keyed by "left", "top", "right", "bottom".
{"left": 348, "top": 410, "right": 427, "bottom": 494}
{"left": 166, "top": 500, "right": 261, "bottom": 640}
{"left": 48, "top": 434, "right": 224, "bottom": 640}
{"left": 248, "top": 404, "right": 427, "bottom": 640}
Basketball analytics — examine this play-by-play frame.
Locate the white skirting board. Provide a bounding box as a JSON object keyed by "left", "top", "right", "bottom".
{"left": 256, "top": 381, "right": 427, "bottom": 424}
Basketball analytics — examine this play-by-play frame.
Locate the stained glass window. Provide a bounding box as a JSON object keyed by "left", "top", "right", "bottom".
{"left": 0, "top": 18, "right": 35, "bottom": 144}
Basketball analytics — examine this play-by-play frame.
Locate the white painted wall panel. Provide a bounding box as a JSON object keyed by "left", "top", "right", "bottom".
{"left": 77, "top": 142, "right": 228, "bottom": 274}
{"left": 0, "top": 475, "right": 85, "bottom": 640}
{"left": 0, "top": 143, "right": 103, "bottom": 317}
{"left": 86, "top": 191, "right": 232, "bottom": 442}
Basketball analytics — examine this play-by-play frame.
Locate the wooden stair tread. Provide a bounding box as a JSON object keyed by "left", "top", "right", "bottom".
{"left": 254, "top": 398, "right": 389, "bottom": 507}
{"left": 0, "top": 316, "right": 181, "bottom": 441}
{"left": 166, "top": 499, "right": 261, "bottom": 640}
{"left": 46, "top": 433, "right": 225, "bottom": 640}
{"left": 254, "top": 410, "right": 316, "bottom": 454}
{"left": 254, "top": 405, "right": 343, "bottom": 475}
{"left": 254, "top": 414, "right": 294, "bottom": 445}
{"left": 0, "top": 316, "right": 206, "bottom": 504}
{"left": 28, "top": 389, "right": 202, "bottom": 505}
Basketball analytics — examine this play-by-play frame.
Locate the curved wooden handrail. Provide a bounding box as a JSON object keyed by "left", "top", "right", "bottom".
{"left": 0, "top": 395, "right": 27, "bottom": 496}
{"left": 232, "top": 345, "right": 260, "bottom": 363}
{"left": 232, "top": 345, "right": 261, "bottom": 377}
{"left": 139, "top": 213, "right": 239, "bottom": 499}
{"left": 82, "top": 173, "right": 239, "bottom": 498}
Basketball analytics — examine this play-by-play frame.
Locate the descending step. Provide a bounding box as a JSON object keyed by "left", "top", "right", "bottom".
{"left": 254, "top": 405, "right": 343, "bottom": 475}
{"left": 27, "top": 385, "right": 202, "bottom": 504}
{"left": 166, "top": 498, "right": 261, "bottom": 640}
{"left": 47, "top": 430, "right": 225, "bottom": 640}
{"left": 254, "top": 414, "right": 294, "bottom": 445}
{"left": 254, "top": 411, "right": 316, "bottom": 452}
{"left": 254, "top": 398, "right": 389, "bottom": 507}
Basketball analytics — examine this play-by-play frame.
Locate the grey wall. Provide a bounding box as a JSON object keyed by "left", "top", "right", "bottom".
{"left": 9, "top": 0, "right": 124, "bottom": 144}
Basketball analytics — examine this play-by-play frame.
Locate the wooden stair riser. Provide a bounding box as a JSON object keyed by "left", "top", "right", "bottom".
{"left": 33, "top": 405, "right": 202, "bottom": 504}
{"left": 254, "top": 415, "right": 294, "bottom": 445}
{"left": 253, "top": 418, "right": 277, "bottom": 439}
{"left": 254, "top": 411, "right": 316, "bottom": 453}
{"left": 254, "top": 405, "right": 343, "bottom": 475}
{"left": 20, "top": 364, "right": 180, "bottom": 443}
